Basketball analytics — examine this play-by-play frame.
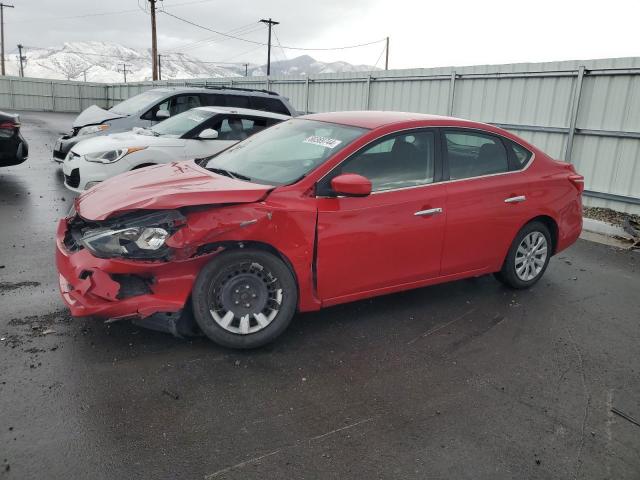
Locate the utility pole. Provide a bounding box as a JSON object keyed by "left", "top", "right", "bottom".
{"left": 243, "top": 63, "right": 248, "bottom": 77}
{"left": 157, "top": 54, "right": 162, "bottom": 81}
{"left": 118, "top": 63, "right": 131, "bottom": 83}
{"left": 385, "top": 36, "right": 389, "bottom": 70}
{"left": 0, "top": 3, "right": 14, "bottom": 76}
{"left": 17, "top": 43, "right": 25, "bottom": 77}
{"left": 149, "top": 0, "right": 158, "bottom": 80}
{"left": 259, "top": 18, "right": 279, "bottom": 76}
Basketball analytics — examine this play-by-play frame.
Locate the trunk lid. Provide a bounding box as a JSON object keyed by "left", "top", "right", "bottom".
{"left": 75, "top": 161, "right": 273, "bottom": 221}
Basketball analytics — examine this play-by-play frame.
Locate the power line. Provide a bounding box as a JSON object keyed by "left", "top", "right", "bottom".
{"left": 168, "top": 22, "right": 265, "bottom": 54}
{"left": 7, "top": 8, "right": 143, "bottom": 24}
{"left": 161, "top": 10, "right": 387, "bottom": 51}
{"left": 272, "top": 27, "right": 287, "bottom": 62}
{"left": 6, "top": 0, "right": 214, "bottom": 24}
{"left": 373, "top": 44, "right": 386, "bottom": 69}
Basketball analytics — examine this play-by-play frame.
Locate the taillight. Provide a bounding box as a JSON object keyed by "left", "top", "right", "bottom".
{"left": 0, "top": 121, "right": 17, "bottom": 130}
{"left": 568, "top": 174, "right": 585, "bottom": 193}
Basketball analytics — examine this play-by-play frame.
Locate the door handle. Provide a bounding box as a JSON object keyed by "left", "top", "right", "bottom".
{"left": 504, "top": 195, "right": 526, "bottom": 204}
{"left": 414, "top": 207, "right": 443, "bottom": 217}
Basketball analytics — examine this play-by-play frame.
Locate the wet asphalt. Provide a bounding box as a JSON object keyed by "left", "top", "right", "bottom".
{"left": 0, "top": 111, "right": 639, "bottom": 479}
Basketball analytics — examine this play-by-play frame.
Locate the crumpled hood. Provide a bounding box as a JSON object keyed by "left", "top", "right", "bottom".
{"left": 71, "top": 131, "right": 184, "bottom": 155}
{"left": 75, "top": 161, "right": 273, "bottom": 221}
{"left": 73, "top": 105, "right": 125, "bottom": 128}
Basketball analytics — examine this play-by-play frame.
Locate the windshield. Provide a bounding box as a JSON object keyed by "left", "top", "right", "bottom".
{"left": 111, "top": 91, "right": 168, "bottom": 115}
{"left": 150, "top": 109, "right": 217, "bottom": 137}
{"left": 205, "top": 119, "right": 366, "bottom": 185}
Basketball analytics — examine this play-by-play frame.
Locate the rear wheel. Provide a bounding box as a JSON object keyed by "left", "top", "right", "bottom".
{"left": 495, "top": 221, "right": 551, "bottom": 289}
{"left": 191, "top": 249, "right": 297, "bottom": 349}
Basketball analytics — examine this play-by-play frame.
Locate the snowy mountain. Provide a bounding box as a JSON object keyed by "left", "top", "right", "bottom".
{"left": 4, "top": 41, "right": 240, "bottom": 83}
{"left": 248, "top": 55, "right": 380, "bottom": 76}
{"left": 4, "top": 42, "right": 378, "bottom": 83}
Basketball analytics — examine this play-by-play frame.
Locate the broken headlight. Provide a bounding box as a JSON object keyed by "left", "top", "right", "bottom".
{"left": 77, "top": 124, "right": 110, "bottom": 136}
{"left": 78, "top": 210, "right": 184, "bottom": 259}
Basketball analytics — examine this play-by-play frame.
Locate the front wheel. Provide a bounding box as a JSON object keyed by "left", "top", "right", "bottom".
{"left": 495, "top": 221, "right": 552, "bottom": 289}
{"left": 191, "top": 249, "right": 298, "bottom": 349}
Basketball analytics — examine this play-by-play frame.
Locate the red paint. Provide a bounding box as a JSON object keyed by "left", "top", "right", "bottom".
{"left": 76, "top": 161, "right": 272, "bottom": 221}
{"left": 56, "top": 112, "right": 583, "bottom": 321}
{"left": 330, "top": 173, "right": 372, "bottom": 197}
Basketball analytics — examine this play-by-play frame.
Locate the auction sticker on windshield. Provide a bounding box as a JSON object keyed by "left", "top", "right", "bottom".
{"left": 303, "top": 136, "right": 342, "bottom": 149}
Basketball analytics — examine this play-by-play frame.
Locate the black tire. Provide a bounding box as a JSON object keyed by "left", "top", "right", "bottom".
{"left": 494, "top": 221, "right": 552, "bottom": 289}
{"left": 191, "top": 249, "right": 298, "bottom": 349}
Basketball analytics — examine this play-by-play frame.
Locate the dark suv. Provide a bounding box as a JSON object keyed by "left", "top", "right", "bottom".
{"left": 52, "top": 86, "right": 297, "bottom": 162}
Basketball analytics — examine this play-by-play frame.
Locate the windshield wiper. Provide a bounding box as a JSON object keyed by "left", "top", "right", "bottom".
{"left": 207, "top": 167, "right": 252, "bottom": 181}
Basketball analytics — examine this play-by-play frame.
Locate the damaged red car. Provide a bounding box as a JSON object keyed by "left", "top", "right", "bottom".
{"left": 56, "top": 111, "right": 584, "bottom": 348}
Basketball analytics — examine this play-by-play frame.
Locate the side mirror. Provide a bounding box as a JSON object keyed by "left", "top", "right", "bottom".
{"left": 198, "top": 128, "right": 219, "bottom": 140}
{"left": 330, "top": 173, "right": 372, "bottom": 197}
{"left": 155, "top": 109, "right": 170, "bottom": 120}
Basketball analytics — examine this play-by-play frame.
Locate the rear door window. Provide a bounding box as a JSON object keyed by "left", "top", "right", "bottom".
{"left": 250, "top": 97, "right": 290, "bottom": 115}
{"left": 444, "top": 131, "right": 509, "bottom": 180}
{"left": 169, "top": 95, "right": 202, "bottom": 115}
{"left": 507, "top": 140, "right": 533, "bottom": 170}
{"left": 203, "top": 94, "right": 227, "bottom": 107}
{"left": 212, "top": 115, "right": 272, "bottom": 141}
{"left": 225, "top": 95, "right": 251, "bottom": 108}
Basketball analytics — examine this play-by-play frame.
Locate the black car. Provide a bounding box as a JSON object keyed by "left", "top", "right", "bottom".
{"left": 0, "top": 111, "right": 28, "bottom": 167}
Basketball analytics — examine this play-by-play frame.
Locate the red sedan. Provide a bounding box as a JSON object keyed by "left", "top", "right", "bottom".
{"left": 56, "top": 111, "right": 584, "bottom": 348}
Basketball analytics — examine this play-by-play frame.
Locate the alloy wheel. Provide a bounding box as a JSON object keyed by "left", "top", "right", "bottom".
{"left": 514, "top": 231, "right": 548, "bottom": 281}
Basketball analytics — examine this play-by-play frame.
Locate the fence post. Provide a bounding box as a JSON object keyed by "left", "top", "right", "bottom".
{"left": 364, "top": 75, "right": 372, "bottom": 110}
{"left": 447, "top": 71, "right": 456, "bottom": 116}
{"left": 565, "top": 65, "right": 586, "bottom": 163}
{"left": 305, "top": 76, "right": 310, "bottom": 113}
{"left": 50, "top": 81, "right": 56, "bottom": 112}
{"left": 78, "top": 83, "right": 83, "bottom": 112}
{"left": 9, "top": 78, "right": 14, "bottom": 109}
{"left": 266, "top": 77, "right": 270, "bottom": 92}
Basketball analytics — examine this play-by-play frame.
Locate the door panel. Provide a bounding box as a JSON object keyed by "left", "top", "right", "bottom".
{"left": 440, "top": 129, "right": 533, "bottom": 275}
{"left": 317, "top": 185, "right": 447, "bottom": 300}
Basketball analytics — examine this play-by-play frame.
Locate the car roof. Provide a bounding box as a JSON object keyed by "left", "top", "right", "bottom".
{"left": 301, "top": 110, "right": 493, "bottom": 130}
{"left": 148, "top": 86, "right": 283, "bottom": 98}
{"left": 193, "top": 106, "right": 290, "bottom": 120}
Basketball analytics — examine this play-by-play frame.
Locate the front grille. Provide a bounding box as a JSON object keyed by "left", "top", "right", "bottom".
{"left": 113, "top": 274, "right": 154, "bottom": 299}
{"left": 64, "top": 168, "right": 80, "bottom": 188}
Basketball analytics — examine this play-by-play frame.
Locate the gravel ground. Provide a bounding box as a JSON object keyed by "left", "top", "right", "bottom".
{"left": 583, "top": 206, "right": 640, "bottom": 229}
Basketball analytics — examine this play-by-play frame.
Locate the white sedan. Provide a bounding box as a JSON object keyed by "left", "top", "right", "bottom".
{"left": 62, "top": 107, "right": 289, "bottom": 192}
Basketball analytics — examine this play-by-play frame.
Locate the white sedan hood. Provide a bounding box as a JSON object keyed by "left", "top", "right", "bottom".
{"left": 71, "top": 131, "right": 185, "bottom": 155}
{"left": 72, "top": 105, "right": 125, "bottom": 128}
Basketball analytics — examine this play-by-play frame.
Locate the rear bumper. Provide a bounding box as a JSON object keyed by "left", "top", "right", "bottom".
{"left": 556, "top": 197, "right": 583, "bottom": 253}
{"left": 55, "top": 218, "right": 209, "bottom": 319}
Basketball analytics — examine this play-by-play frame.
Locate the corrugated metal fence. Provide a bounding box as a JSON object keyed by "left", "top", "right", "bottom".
{"left": 0, "top": 76, "right": 108, "bottom": 112}
{"left": 2, "top": 57, "right": 640, "bottom": 213}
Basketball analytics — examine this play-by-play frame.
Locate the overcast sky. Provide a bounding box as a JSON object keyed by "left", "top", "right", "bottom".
{"left": 5, "top": 0, "right": 640, "bottom": 69}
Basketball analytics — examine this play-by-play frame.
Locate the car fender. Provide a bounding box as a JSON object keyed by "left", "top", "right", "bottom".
{"left": 123, "top": 147, "right": 184, "bottom": 169}
{"left": 166, "top": 199, "right": 320, "bottom": 312}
